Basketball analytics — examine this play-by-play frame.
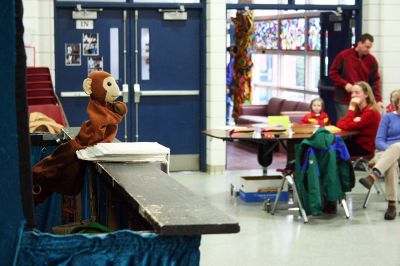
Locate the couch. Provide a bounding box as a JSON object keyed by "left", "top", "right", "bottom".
{"left": 236, "top": 97, "right": 310, "bottom": 125}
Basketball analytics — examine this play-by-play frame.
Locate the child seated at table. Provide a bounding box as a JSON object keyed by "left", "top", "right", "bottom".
{"left": 385, "top": 90, "right": 399, "bottom": 113}
{"left": 301, "top": 98, "right": 331, "bottom": 127}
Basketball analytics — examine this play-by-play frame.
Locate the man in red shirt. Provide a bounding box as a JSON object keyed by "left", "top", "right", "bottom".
{"left": 329, "top": 33, "right": 381, "bottom": 120}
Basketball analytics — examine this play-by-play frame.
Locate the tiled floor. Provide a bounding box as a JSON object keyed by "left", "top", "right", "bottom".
{"left": 170, "top": 168, "right": 400, "bottom": 266}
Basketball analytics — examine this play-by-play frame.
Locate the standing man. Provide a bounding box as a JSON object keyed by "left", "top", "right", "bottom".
{"left": 329, "top": 33, "right": 381, "bottom": 120}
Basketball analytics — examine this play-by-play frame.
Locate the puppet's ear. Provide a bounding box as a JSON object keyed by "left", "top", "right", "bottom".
{"left": 83, "top": 78, "right": 92, "bottom": 95}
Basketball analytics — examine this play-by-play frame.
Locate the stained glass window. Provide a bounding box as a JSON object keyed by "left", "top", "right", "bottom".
{"left": 254, "top": 20, "right": 279, "bottom": 50}
{"left": 308, "top": 17, "right": 321, "bottom": 51}
{"left": 280, "top": 18, "right": 305, "bottom": 50}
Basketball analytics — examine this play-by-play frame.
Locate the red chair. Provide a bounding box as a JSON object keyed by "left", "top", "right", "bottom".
{"left": 28, "top": 104, "right": 66, "bottom": 126}
{"left": 27, "top": 74, "right": 51, "bottom": 82}
{"left": 28, "top": 96, "right": 57, "bottom": 105}
{"left": 28, "top": 89, "right": 55, "bottom": 98}
{"left": 27, "top": 81, "right": 53, "bottom": 90}
{"left": 27, "top": 67, "right": 50, "bottom": 75}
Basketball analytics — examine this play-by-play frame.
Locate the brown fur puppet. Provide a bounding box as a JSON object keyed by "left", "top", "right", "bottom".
{"left": 32, "top": 71, "right": 127, "bottom": 205}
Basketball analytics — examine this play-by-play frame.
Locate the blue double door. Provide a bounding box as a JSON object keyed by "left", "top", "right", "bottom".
{"left": 55, "top": 7, "right": 204, "bottom": 170}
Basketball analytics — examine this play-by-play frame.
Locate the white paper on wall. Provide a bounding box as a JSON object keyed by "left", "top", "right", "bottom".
{"left": 141, "top": 28, "right": 150, "bottom": 80}
{"left": 110, "top": 28, "right": 119, "bottom": 80}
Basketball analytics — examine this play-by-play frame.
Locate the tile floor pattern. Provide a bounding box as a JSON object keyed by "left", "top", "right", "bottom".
{"left": 170, "top": 169, "right": 400, "bottom": 266}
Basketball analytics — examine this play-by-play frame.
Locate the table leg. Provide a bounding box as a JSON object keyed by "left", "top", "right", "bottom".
{"left": 257, "top": 141, "right": 278, "bottom": 168}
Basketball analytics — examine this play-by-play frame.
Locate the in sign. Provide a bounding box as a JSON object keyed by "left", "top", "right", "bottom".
{"left": 76, "top": 20, "right": 94, "bottom": 30}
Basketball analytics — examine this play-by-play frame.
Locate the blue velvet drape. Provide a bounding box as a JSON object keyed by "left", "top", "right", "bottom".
{"left": 31, "top": 146, "right": 62, "bottom": 232}
{"left": 17, "top": 230, "right": 201, "bottom": 266}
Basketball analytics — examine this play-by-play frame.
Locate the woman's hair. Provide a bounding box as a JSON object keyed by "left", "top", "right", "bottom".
{"left": 309, "top": 98, "right": 325, "bottom": 111}
{"left": 391, "top": 89, "right": 400, "bottom": 111}
{"left": 354, "top": 81, "right": 380, "bottom": 111}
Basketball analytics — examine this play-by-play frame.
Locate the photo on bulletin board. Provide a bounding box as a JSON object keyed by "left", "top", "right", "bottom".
{"left": 87, "top": 56, "right": 103, "bottom": 74}
{"left": 82, "top": 33, "right": 99, "bottom": 56}
{"left": 65, "top": 43, "right": 81, "bottom": 66}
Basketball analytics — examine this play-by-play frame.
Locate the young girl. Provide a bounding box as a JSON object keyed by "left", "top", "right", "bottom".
{"left": 385, "top": 90, "right": 399, "bottom": 113}
{"left": 301, "top": 98, "right": 331, "bottom": 127}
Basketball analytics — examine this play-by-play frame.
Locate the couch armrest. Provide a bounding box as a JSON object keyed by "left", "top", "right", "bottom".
{"left": 239, "top": 104, "right": 268, "bottom": 116}
{"left": 280, "top": 111, "right": 309, "bottom": 124}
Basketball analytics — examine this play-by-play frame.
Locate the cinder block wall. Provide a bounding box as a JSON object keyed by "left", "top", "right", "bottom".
{"left": 23, "top": 0, "right": 55, "bottom": 84}
{"left": 363, "top": 0, "right": 400, "bottom": 103}
{"left": 206, "top": 0, "right": 227, "bottom": 173}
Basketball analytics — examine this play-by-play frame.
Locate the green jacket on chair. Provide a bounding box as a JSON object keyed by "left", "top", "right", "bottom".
{"left": 295, "top": 128, "right": 355, "bottom": 216}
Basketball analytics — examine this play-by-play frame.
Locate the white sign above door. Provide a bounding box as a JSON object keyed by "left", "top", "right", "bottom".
{"left": 76, "top": 20, "right": 94, "bottom": 30}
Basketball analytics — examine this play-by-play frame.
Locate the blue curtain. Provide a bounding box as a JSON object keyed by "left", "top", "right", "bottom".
{"left": 16, "top": 230, "right": 201, "bottom": 266}
{"left": 31, "top": 146, "right": 62, "bottom": 232}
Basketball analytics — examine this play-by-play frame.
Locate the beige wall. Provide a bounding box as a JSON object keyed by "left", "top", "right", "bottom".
{"left": 363, "top": 0, "right": 400, "bottom": 103}
{"left": 206, "top": 0, "right": 227, "bottom": 173}
{"left": 23, "top": 0, "right": 55, "bottom": 83}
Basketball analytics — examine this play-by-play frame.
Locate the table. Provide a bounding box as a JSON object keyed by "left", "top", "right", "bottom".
{"left": 203, "top": 127, "right": 357, "bottom": 171}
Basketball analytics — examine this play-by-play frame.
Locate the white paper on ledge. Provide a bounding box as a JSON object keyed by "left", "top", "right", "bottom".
{"left": 76, "top": 142, "right": 170, "bottom": 161}
{"left": 76, "top": 142, "right": 171, "bottom": 174}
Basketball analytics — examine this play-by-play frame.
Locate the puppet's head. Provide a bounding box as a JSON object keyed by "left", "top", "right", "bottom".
{"left": 83, "top": 71, "right": 120, "bottom": 104}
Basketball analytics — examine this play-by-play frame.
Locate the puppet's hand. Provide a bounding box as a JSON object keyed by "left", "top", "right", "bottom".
{"left": 113, "top": 102, "right": 128, "bottom": 116}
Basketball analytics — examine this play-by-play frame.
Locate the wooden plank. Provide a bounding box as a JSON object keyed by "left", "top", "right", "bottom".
{"left": 62, "top": 128, "right": 240, "bottom": 235}
{"left": 96, "top": 162, "right": 240, "bottom": 235}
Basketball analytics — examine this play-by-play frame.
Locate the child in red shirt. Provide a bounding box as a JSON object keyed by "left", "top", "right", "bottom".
{"left": 385, "top": 90, "right": 399, "bottom": 113}
{"left": 301, "top": 98, "right": 331, "bottom": 127}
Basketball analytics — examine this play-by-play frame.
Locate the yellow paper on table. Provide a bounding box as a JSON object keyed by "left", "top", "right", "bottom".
{"left": 268, "top": 116, "right": 291, "bottom": 130}
{"left": 325, "top": 125, "right": 342, "bottom": 133}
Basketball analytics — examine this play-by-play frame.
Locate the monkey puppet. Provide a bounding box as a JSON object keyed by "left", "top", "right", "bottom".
{"left": 32, "top": 71, "right": 127, "bottom": 205}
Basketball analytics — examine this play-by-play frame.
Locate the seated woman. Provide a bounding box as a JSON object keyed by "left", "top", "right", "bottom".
{"left": 336, "top": 81, "right": 381, "bottom": 156}
{"left": 359, "top": 89, "right": 400, "bottom": 220}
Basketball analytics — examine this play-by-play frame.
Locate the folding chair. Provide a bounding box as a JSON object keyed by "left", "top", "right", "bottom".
{"left": 270, "top": 165, "right": 309, "bottom": 223}
{"left": 271, "top": 165, "right": 350, "bottom": 223}
{"left": 351, "top": 154, "right": 385, "bottom": 208}
{"left": 271, "top": 130, "right": 352, "bottom": 222}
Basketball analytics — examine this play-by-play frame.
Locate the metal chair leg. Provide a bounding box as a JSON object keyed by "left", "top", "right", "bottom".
{"left": 363, "top": 187, "right": 373, "bottom": 208}
{"left": 289, "top": 176, "right": 308, "bottom": 223}
{"left": 341, "top": 199, "right": 350, "bottom": 219}
{"left": 374, "top": 180, "right": 384, "bottom": 194}
{"left": 270, "top": 175, "right": 286, "bottom": 215}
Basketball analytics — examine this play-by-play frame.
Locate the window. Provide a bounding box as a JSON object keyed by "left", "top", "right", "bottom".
{"left": 252, "top": 54, "right": 278, "bottom": 85}
{"left": 307, "top": 55, "right": 320, "bottom": 92}
{"left": 254, "top": 21, "right": 279, "bottom": 50}
{"left": 296, "top": 0, "right": 355, "bottom": 4}
{"left": 280, "top": 18, "right": 306, "bottom": 50}
{"left": 280, "top": 55, "right": 305, "bottom": 88}
{"left": 308, "top": 17, "right": 321, "bottom": 51}
{"left": 227, "top": 0, "right": 283, "bottom": 3}
{"left": 243, "top": 11, "right": 321, "bottom": 103}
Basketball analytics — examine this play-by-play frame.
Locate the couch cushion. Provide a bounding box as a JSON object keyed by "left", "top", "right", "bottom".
{"left": 237, "top": 115, "right": 268, "bottom": 125}
{"left": 281, "top": 100, "right": 299, "bottom": 112}
{"left": 295, "top": 101, "right": 309, "bottom": 111}
{"left": 267, "top": 97, "right": 286, "bottom": 116}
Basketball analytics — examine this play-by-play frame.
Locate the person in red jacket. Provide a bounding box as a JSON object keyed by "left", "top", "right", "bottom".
{"left": 385, "top": 90, "right": 399, "bottom": 113}
{"left": 301, "top": 98, "right": 331, "bottom": 127}
{"left": 337, "top": 81, "right": 381, "bottom": 156}
{"left": 329, "top": 33, "right": 382, "bottom": 120}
